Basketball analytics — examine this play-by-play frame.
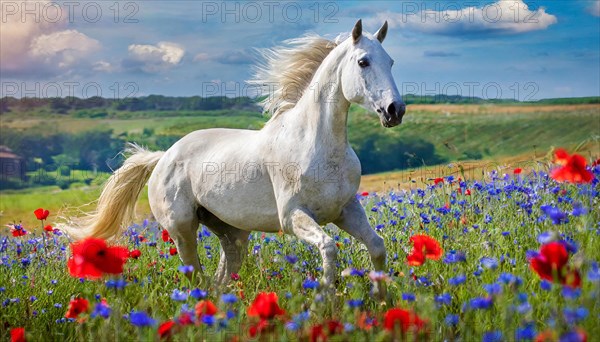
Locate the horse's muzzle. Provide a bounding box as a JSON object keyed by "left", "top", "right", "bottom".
{"left": 378, "top": 101, "right": 406, "bottom": 128}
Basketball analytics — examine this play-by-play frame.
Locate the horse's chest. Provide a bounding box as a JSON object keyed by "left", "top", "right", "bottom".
{"left": 299, "top": 150, "right": 361, "bottom": 223}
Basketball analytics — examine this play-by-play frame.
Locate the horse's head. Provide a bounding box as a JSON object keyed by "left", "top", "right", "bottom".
{"left": 341, "top": 19, "right": 405, "bottom": 128}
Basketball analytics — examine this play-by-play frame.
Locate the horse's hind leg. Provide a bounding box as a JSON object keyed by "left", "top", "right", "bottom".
{"left": 149, "top": 189, "right": 202, "bottom": 278}
{"left": 198, "top": 209, "right": 250, "bottom": 286}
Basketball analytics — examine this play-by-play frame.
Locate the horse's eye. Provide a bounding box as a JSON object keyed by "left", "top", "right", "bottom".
{"left": 358, "top": 58, "right": 370, "bottom": 67}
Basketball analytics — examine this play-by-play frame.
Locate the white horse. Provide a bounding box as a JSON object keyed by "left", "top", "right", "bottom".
{"left": 67, "top": 20, "right": 405, "bottom": 287}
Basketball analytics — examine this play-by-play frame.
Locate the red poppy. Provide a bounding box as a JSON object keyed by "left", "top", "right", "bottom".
{"left": 383, "top": 308, "right": 426, "bottom": 334}
{"left": 195, "top": 300, "right": 217, "bottom": 318}
{"left": 177, "top": 312, "right": 193, "bottom": 326}
{"left": 65, "top": 297, "right": 89, "bottom": 319}
{"left": 158, "top": 320, "right": 176, "bottom": 339}
{"left": 230, "top": 273, "right": 240, "bottom": 281}
{"left": 129, "top": 249, "right": 142, "bottom": 259}
{"left": 44, "top": 225, "right": 54, "bottom": 232}
{"left": 162, "top": 230, "right": 174, "bottom": 243}
{"left": 34, "top": 208, "right": 50, "bottom": 220}
{"left": 554, "top": 148, "right": 570, "bottom": 165}
{"left": 249, "top": 319, "right": 271, "bottom": 338}
{"left": 550, "top": 149, "right": 594, "bottom": 184}
{"left": 169, "top": 247, "right": 178, "bottom": 256}
{"left": 465, "top": 189, "right": 472, "bottom": 196}
{"left": 529, "top": 242, "right": 581, "bottom": 288}
{"left": 434, "top": 177, "right": 444, "bottom": 185}
{"left": 10, "top": 327, "right": 25, "bottom": 342}
{"left": 310, "top": 320, "right": 344, "bottom": 342}
{"left": 361, "top": 191, "right": 369, "bottom": 196}
{"left": 406, "top": 235, "right": 443, "bottom": 266}
{"left": 592, "top": 158, "right": 600, "bottom": 167}
{"left": 10, "top": 225, "right": 27, "bottom": 237}
{"left": 514, "top": 168, "right": 522, "bottom": 174}
{"left": 67, "top": 238, "right": 129, "bottom": 279}
{"left": 247, "top": 292, "right": 285, "bottom": 320}
{"left": 535, "top": 330, "right": 557, "bottom": 342}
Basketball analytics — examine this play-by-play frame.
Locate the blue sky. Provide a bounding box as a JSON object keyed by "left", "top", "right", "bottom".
{"left": 1, "top": 0, "right": 599, "bottom": 100}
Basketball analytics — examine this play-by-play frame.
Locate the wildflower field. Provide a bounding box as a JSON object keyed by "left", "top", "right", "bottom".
{"left": 1, "top": 149, "right": 599, "bottom": 341}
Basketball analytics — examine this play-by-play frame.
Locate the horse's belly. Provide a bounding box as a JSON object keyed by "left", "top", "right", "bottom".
{"left": 194, "top": 174, "right": 282, "bottom": 232}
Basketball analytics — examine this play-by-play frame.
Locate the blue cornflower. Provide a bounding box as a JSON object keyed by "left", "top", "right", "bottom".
{"left": 484, "top": 283, "right": 502, "bottom": 296}
{"left": 480, "top": 257, "right": 498, "bottom": 269}
{"left": 201, "top": 315, "right": 215, "bottom": 326}
{"left": 171, "top": 289, "right": 188, "bottom": 301}
{"left": 541, "top": 205, "right": 567, "bottom": 224}
{"left": 190, "top": 288, "right": 207, "bottom": 300}
{"left": 563, "top": 307, "right": 588, "bottom": 325}
{"left": 540, "top": 280, "right": 552, "bottom": 291}
{"left": 221, "top": 294, "right": 237, "bottom": 304}
{"left": 21, "top": 258, "right": 30, "bottom": 266}
{"left": 483, "top": 330, "right": 504, "bottom": 342}
{"left": 285, "top": 321, "right": 300, "bottom": 331}
{"left": 129, "top": 311, "right": 156, "bottom": 327}
{"left": 29, "top": 296, "right": 37, "bottom": 302}
{"left": 562, "top": 287, "right": 581, "bottom": 300}
{"left": 284, "top": 254, "right": 298, "bottom": 264}
{"left": 350, "top": 268, "right": 366, "bottom": 277}
{"left": 468, "top": 297, "right": 493, "bottom": 310}
{"left": 498, "top": 273, "right": 522, "bottom": 287}
{"left": 91, "top": 302, "right": 111, "bottom": 319}
{"left": 105, "top": 278, "right": 127, "bottom": 290}
{"left": 178, "top": 265, "right": 194, "bottom": 274}
{"left": 571, "top": 203, "right": 587, "bottom": 217}
{"left": 445, "top": 314, "right": 459, "bottom": 326}
{"left": 401, "top": 293, "right": 416, "bottom": 302}
{"left": 443, "top": 250, "right": 466, "bottom": 264}
{"left": 449, "top": 274, "right": 466, "bottom": 286}
{"left": 516, "top": 324, "right": 536, "bottom": 341}
{"left": 302, "top": 279, "right": 319, "bottom": 290}
{"left": 347, "top": 299, "right": 363, "bottom": 308}
{"left": 588, "top": 262, "right": 600, "bottom": 282}
{"left": 435, "top": 293, "right": 452, "bottom": 306}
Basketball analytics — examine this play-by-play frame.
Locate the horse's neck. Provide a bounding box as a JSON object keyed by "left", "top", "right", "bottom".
{"left": 290, "top": 47, "right": 350, "bottom": 148}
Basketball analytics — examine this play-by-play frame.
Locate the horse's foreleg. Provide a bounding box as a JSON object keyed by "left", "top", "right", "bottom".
{"left": 333, "top": 198, "right": 386, "bottom": 271}
{"left": 284, "top": 208, "right": 337, "bottom": 288}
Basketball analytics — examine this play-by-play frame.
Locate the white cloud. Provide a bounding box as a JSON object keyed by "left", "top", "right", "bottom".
{"left": 369, "top": 0, "right": 557, "bottom": 36}
{"left": 31, "top": 30, "right": 100, "bottom": 68}
{"left": 0, "top": 0, "right": 101, "bottom": 75}
{"left": 590, "top": 1, "right": 600, "bottom": 17}
{"left": 92, "top": 61, "right": 117, "bottom": 73}
{"left": 127, "top": 42, "right": 185, "bottom": 72}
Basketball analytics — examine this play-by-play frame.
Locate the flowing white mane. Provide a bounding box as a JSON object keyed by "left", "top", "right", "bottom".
{"left": 249, "top": 35, "right": 339, "bottom": 118}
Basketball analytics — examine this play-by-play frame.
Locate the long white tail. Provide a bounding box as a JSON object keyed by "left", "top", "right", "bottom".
{"left": 64, "top": 144, "right": 164, "bottom": 241}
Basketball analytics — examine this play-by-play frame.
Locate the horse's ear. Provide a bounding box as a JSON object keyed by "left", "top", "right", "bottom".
{"left": 352, "top": 19, "right": 362, "bottom": 43}
{"left": 375, "top": 21, "right": 388, "bottom": 43}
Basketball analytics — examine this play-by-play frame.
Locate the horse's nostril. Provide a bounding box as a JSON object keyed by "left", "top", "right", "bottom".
{"left": 387, "top": 103, "right": 396, "bottom": 117}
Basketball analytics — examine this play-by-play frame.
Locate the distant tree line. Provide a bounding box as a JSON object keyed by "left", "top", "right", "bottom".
{"left": 2, "top": 95, "right": 598, "bottom": 115}
{"left": 0, "top": 95, "right": 260, "bottom": 114}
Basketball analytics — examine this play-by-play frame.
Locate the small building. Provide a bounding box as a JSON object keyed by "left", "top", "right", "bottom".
{"left": 0, "top": 146, "right": 25, "bottom": 180}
